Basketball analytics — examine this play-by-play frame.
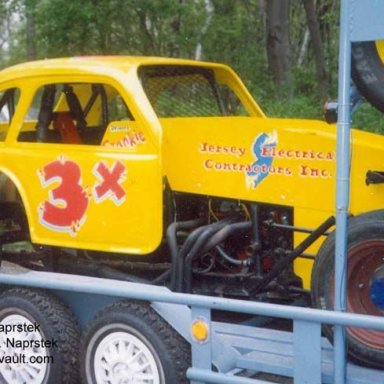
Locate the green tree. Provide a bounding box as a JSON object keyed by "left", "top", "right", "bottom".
{"left": 1, "top": 0, "right": 382, "bottom": 132}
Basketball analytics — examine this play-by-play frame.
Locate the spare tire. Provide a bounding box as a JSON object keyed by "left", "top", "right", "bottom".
{"left": 352, "top": 40, "right": 384, "bottom": 113}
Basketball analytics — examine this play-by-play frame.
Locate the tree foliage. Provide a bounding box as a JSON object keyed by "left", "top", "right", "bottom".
{"left": 0, "top": 0, "right": 382, "bottom": 132}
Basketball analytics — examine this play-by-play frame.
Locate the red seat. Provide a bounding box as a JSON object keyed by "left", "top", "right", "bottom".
{"left": 54, "top": 112, "right": 82, "bottom": 144}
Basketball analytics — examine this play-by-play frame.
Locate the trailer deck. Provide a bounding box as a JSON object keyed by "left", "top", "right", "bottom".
{"left": 0, "top": 261, "right": 383, "bottom": 384}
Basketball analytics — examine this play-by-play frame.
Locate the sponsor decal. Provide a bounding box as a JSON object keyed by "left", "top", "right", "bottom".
{"left": 200, "top": 131, "right": 335, "bottom": 188}
{"left": 247, "top": 131, "right": 278, "bottom": 188}
{"left": 109, "top": 124, "right": 129, "bottom": 132}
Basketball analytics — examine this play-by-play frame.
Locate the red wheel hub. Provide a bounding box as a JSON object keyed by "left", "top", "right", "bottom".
{"left": 346, "top": 240, "right": 384, "bottom": 349}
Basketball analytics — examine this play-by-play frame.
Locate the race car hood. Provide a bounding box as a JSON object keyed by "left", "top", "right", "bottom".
{"left": 161, "top": 116, "right": 384, "bottom": 215}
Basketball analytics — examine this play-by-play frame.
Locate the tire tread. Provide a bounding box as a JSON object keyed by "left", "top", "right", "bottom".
{"left": 0, "top": 287, "right": 80, "bottom": 384}
{"left": 81, "top": 300, "right": 190, "bottom": 384}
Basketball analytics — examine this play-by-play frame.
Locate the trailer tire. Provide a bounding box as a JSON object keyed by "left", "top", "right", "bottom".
{"left": 0, "top": 288, "right": 80, "bottom": 384}
{"left": 311, "top": 216, "right": 384, "bottom": 367}
{"left": 352, "top": 41, "right": 384, "bottom": 113}
{"left": 80, "top": 301, "right": 190, "bottom": 384}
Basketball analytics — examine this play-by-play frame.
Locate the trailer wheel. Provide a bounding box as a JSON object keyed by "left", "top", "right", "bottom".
{"left": 311, "top": 216, "right": 384, "bottom": 367}
{"left": 81, "top": 301, "right": 190, "bottom": 384}
{"left": 352, "top": 41, "right": 384, "bottom": 113}
{"left": 0, "top": 288, "right": 80, "bottom": 384}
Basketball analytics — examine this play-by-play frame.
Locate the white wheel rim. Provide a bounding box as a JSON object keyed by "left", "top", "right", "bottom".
{"left": 0, "top": 314, "right": 48, "bottom": 384}
{"left": 93, "top": 330, "right": 161, "bottom": 384}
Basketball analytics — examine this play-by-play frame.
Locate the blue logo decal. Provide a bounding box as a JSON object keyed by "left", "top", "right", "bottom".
{"left": 246, "top": 131, "right": 277, "bottom": 188}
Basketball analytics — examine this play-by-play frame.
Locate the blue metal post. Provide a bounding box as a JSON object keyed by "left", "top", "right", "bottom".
{"left": 334, "top": 0, "right": 351, "bottom": 382}
{"left": 293, "top": 320, "right": 321, "bottom": 383}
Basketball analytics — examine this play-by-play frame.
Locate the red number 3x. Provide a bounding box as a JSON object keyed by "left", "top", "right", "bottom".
{"left": 38, "top": 158, "right": 89, "bottom": 235}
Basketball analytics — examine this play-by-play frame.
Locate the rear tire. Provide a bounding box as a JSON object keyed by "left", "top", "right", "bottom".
{"left": 80, "top": 301, "right": 190, "bottom": 384}
{"left": 311, "top": 215, "right": 384, "bottom": 367}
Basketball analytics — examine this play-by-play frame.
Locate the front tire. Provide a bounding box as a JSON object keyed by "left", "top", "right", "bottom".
{"left": 80, "top": 301, "right": 190, "bottom": 384}
{"left": 311, "top": 215, "right": 384, "bottom": 367}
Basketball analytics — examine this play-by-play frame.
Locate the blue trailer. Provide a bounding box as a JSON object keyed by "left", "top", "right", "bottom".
{"left": 0, "top": 260, "right": 383, "bottom": 383}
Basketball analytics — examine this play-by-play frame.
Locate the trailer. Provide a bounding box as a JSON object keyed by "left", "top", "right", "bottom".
{"left": 1, "top": 0, "right": 384, "bottom": 383}
{"left": 0, "top": 258, "right": 383, "bottom": 384}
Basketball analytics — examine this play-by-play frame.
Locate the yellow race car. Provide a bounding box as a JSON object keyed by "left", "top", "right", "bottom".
{"left": 0, "top": 55, "right": 383, "bottom": 367}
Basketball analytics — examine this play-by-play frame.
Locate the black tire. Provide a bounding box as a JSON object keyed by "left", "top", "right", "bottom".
{"left": 351, "top": 209, "right": 384, "bottom": 222}
{"left": 352, "top": 41, "right": 384, "bottom": 113}
{"left": 0, "top": 287, "right": 80, "bottom": 384}
{"left": 80, "top": 301, "right": 190, "bottom": 384}
{"left": 311, "top": 215, "right": 384, "bottom": 367}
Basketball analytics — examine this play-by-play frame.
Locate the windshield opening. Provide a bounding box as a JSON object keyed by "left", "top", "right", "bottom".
{"left": 139, "top": 65, "right": 248, "bottom": 118}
